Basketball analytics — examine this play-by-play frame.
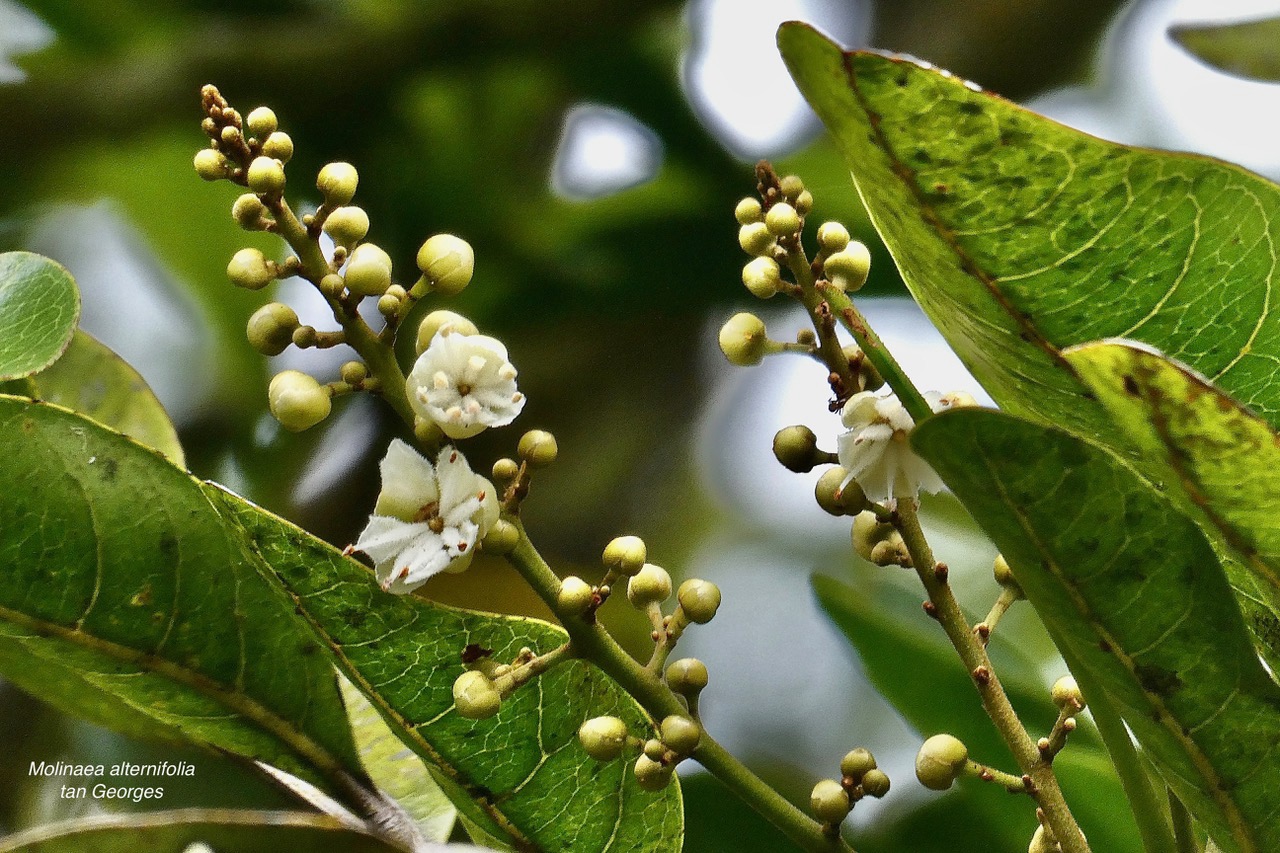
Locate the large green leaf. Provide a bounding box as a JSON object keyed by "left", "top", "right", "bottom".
{"left": 0, "top": 810, "right": 405, "bottom": 853}
{"left": 813, "top": 576, "right": 1137, "bottom": 853}
{"left": 1170, "top": 16, "right": 1280, "bottom": 82}
{"left": 778, "top": 24, "right": 1280, "bottom": 445}
{"left": 0, "top": 396, "right": 363, "bottom": 799}
{"left": 913, "top": 408, "right": 1280, "bottom": 853}
{"left": 25, "top": 331, "right": 184, "bottom": 467}
{"left": 0, "top": 252, "right": 79, "bottom": 382}
{"left": 205, "top": 483, "right": 684, "bottom": 853}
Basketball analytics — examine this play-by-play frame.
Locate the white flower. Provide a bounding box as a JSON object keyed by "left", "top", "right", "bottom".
{"left": 351, "top": 440, "right": 499, "bottom": 594}
{"left": 836, "top": 390, "right": 973, "bottom": 502}
{"left": 407, "top": 328, "right": 525, "bottom": 439}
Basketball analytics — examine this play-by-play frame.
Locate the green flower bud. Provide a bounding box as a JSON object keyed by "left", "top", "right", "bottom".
{"left": 860, "top": 768, "right": 890, "bottom": 798}
{"left": 246, "top": 302, "right": 299, "bottom": 356}
{"left": 734, "top": 196, "right": 763, "bottom": 225}
{"left": 764, "top": 202, "right": 800, "bottom": 237}
{"left": 416, "top": 310, "right": 479, "bottom": 355}
{"left": 377, "top": 292, "right": 403, "bottom": 317}
{"left": 323, "top": 205, "right": 370, "bottom": 247}
{"left": 993, "top": 554, "right": 1025, "bottom": 598}
{"left": 852, "top": 512, "right": 900, "bottom": 562}
{"left": 316, "top": 161, "right": 359, "bottom": 205}
{"left": 344, "top": 243, "right": 393, "bottom": 297}
{"left": 825, "top": 242, "right": 872, "bottom": 292}
{"left": 518, "top": 430, "right": 558, "bottom": 467}
{"left": 417, "top": 233, "right": 475, "bottom": 296}
{"left": 245, "top": 106, "right": 278, "bottom": 138}
{"left": 742, "top": 256, "right": 781, "bottom": 299}
{"left": 779, "top": 174, "right": 805, "bottom": 200}
{"left": 738, "top": 222, "right": 775, "bottom": 256}
{"left": 772, "top": 424, "right": 820, "bottom": 472}
{"left": 578, "top": 716, "right": 629, "bottom": 761}
{"left": 481, "top": 518, "right": 520, "bottom": 556}
{"left": 246, "top": 156, "right": 286, "bottom": 195}
{"left": 665, "top": 658, "right": 709, "bottom": 696}
{"left": 869, "top": 539, "right": 908, "bottom": 567}
{"left": 795, "top": 189, "right": 814, "bottom": 215}
{"left": 915, "top": 734, "right": 968, "bottom": 791}
{"left": 627, "top": 563, "right": 672, "bottom": 608}
{"left": 1051, "top": 675, "right": 1085, "bottom": 713}
{"left": 809, "top": 779, "right": 851, "bottom": 824}
{"left": 718, "top": 312, "right": 769, "bottom": 367}
{"left": 659, "top": 715, "right": 701, "bottom": 756}
{"left": 453, "top": 670, "right": 502, "bottom": 720}
{"left": 633, "top": 755, "right": 673, "bottom": 791}
{"left": 602, "top": 535, "right": 647, "bottom": 577}
{"left": 194, "top": 148, "right": 230, "bottom": 181}
{"left": 677, "top": 579, "right": 721, "bottom": 624}
{"left": 220, "top": 126, "right": 241, "bottom": 147}
{"left": 558, "top": 576, "right": 595, "bottom": 615}
{"left": 261, "top": 131, "right": 294, "bottom": 163}
{"left": 268, "top": 370, "right": 332, "bottom": 432}
{"left": 1028, "top": 825, "right": 1059, "bottom": 853}
{"left": 492, "top": 458, "right": 520, "bottom": 482}
{"left": 340, "top": 361, "right": 368, "bottom": 385}
{"left": 815, "top": 468, "right": 869, "bottom": 517}
{"left": 232, "top": 193, "right": 269, "bottom": 230}
{"left": 840, "top": 747, "right": 877, "bottom": 780}
{"left": 320, "top": 273, "right": 345, "bottom": 298}
{"left": 291, "top": 325, "right": 318, "bottom": 349}
{"left": 817, "top": 221, "right": 851, "bottom": 253}
{"left": 643, "top": 738, "right": 666, "bottom": 761}
{"left": 227, "top": 248, "right": 275, "bottom": 290}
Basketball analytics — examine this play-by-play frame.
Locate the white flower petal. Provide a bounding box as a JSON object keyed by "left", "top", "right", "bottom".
{"left": 355, "top": 516, "right": 433, "bottom": 565}
{"left": 374, "top": 439, "right": 440, "bottom": 520}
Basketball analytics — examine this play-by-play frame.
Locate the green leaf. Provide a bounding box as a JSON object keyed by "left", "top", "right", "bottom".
{"left": 1170, "top": 16, "right": 1280, "bottom": 82}
{"left": 0, "top": 397, "right": 364, "bottom": 799}
{"left": 778, "top": 24, "right": 1280, "bottom": 445}
{"left": 812, "top": 576, "right": 1139, "bottom": 853}
{"left": 24, "top": 331, "right": 184, "bottom": 467}
{"left": 0, "top": 810, "right": 403, "bottom": 853}
{"left": 205, "top": 484, "right": 684, "bottom": 853}
{"left": 0, "top": 252, "right": 80, "bottom": 382}
{"left": 913, "top": 408, "right": 1280, "bottom": 853}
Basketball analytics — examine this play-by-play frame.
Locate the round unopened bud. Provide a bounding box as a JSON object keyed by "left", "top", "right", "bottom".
{"left": 869, "top": 539, "right": 907, "bottom": 567}
{"left": 416, "top": 310, "right": 479, "bottom": 355}
{"left": 1051, "top": 676, "right": 1085, "bottom": 713}
{"left": 815, "top": 468, "right": 869, "bottom": 517}
{"left": 779, "top": 174, "right": 805, "bottom": 200}
{"left": 773, "top": 425, "right": 820, "bottom": 473}
{"left": 480, "top": 519, "right": 520, "bottom": 556}
{"left": 378, "top": 292, "right": 402, "bottom": 316}
{"left": 915, "top": 734, "right": 969, "bottom": 791}
{"left": 579, "top": 716, "right": 629, "bottom": 761}
{"left": 795, "top": 190, "right": 814, "bottom": 215}
{"left": 1028, "top": 825, "right": 1059, "bottom": 853}
{"left": 627, "top": 564, "right": 672, "bottom": 608}
{"left": 603, "top": 535, "right": 647, "bottom": 577}
{"left": 558, "top": 576, "right": 595, "bottom": 615}
{"left": 660, "top": 716, "right": 701, "bottom": 756}
{"left": 492, "top": 458, "right": 520, "bottom": 482}
{"left": 718, "top": 312, "right": 769, "bottom": 367}
{"left": 343, "top": 243, "right": 393, "bottom": 297}
{"left": 825, "top": 242, "right": 872, "bottom": 292}
{"left": 665, "top": 658, "right": 709, "bottom": 696}
{"left": 993, "top": 554, "right": 1024, "bottom": 598}
{"left": 643, "top": 738, "right": 666, "bottom": 761}
{"left": 220, "top": 126, "right": 241, "bottom": 147}
{"left": 738, "top": 222, "right": 774, "bottom": 256}
{"left": 852, "top": 512, "right": 899, "bottom": 562}
{"left": 246, "top": 302, "right": 299, "bottom": 356}
{"left": 194, "top": 148, "right": 230, "bottom": 181}
{"left": 227, "top": 248, "right": 274, "bottom": 290}
{"left": 245, "top": 106, "right": 278, "bottom": 138}
{"left": 232, "top": 193, "right": 268, "bottom": 229}
{"left": 323, "top": 205, "right": 370, "bottom": 247}
{"left": 417, "top": 234, "right": 475, "bottom": 296}
{"left": 633, "top": 755, "right": 673, "bottom": 791}
{"left": 840, "top": 747, "right": 877, "bottom": 780}
{"left": 810, "top": 779, "right": 851, "bottom": 824}
{"left": 268, "top": 371, "right": 331, "bottom": 432}
{"left": 734, "top": 196, "right": 763, "bottom": 225}
{"left": 317, "top": 162, "right": 359, "bottom": 205}
{"left": 291, "top": 325, "right": 318, "bottom": 348}
{"left": 765, "top": 202, "right": 800, "bottom": 237}
{"left": 453, "top": 670, "right": 501, "bottom": 720}
{"left": 340, "top": 361, "right": 368, "bottom": 385}
{"left": 817, "top": 221, "right": 851, "bottom": 253}
{"left": 860, "top": 768, "right": 890, "bottom": 798}
{"left": 246, "top": 156, "right": 286, "bottom": 195}
{"left": 742, "top": 256, "right": 781, "bottom": 299}
{"left": 677, "top": 579, "right": 721, "bottom": 624}
{"left": 518, "top": 430, "right": 558, "bottom": 467}
{"left": 319, "top": 273, "right": 345, "bottom": 298}
{"left": 261, "top": 131, "right": 293, "bottom": 163}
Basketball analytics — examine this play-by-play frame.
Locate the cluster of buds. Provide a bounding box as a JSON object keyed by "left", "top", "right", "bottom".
{"left": 809, "top": 747, "right": 891, "bottom": 830}
{"left": 577, "top": 711, "right": 702, "bottom": 793}
{"left": 451, "top": 643, "right": 572, "bottom": 721}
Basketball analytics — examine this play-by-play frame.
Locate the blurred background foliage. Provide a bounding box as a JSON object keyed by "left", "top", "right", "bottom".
{"left": 1, "top": 0, "right": 1273, "bottom": 850}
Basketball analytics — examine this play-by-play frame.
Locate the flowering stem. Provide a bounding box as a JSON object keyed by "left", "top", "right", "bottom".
{"left": 501, "top": 520, "right": 853, "bottom": 853}
{"left": 781, "top": 244, "right": 859, "bottom": 396}
{"left": 893, "top": 501, "right": 1089, "bottom": 853}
